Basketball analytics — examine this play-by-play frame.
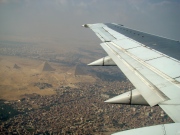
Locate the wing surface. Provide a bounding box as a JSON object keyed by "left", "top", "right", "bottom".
{"left": 112, "top": 123, "right": 180, "bottom": 135}
{"left": 83, "top": 23, "right": 180, "bottom": 122}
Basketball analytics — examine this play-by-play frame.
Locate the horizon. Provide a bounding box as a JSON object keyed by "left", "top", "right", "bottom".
{"left": 0, "top": 0, "right": 180, "bottom": 48}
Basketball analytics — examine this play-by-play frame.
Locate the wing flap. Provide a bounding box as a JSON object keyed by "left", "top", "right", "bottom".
{"left": 159, "top": 104, "right": 180, "bottom": 122}
{"left": 101, "top": 42, "right": 169, "bottom": 106}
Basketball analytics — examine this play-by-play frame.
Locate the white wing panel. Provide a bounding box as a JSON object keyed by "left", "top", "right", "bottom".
{"left": 112, "top": 123, "right": 180, "bottom": 135}
{"left": 95, "top": 33, "right": 105, "bottom": 42}
{"left": 147, "top": 57, "right": 180, "bottom": 79}
{"left": 159, "top": 104, "right": 180, "bottom": 122}
{"left": 87, "top": 23, "right": 107, "bottom": 28}
{"left": 91, "top": 27, "right": 115, "bottom": 41}
{"left": 110, "top": 38, "right": 180, "bottom": 81}
{"left": 112, "top": 39, "right": 141, "bottom": 49}
{"left": 103, "top": 26, "right": 127, "bottom": 40}
{"left": 158, "top": 84, "right": 180, "bottom": 100}
{"left": 127, "top": 47, "right": 163, "bottom": 61}
{"left": 176, "top": 77, "right": 180, "bottom": 82}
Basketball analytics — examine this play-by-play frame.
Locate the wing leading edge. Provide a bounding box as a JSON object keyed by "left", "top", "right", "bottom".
{"left": 83, "top": 23, "right": 180, "bottom": 134}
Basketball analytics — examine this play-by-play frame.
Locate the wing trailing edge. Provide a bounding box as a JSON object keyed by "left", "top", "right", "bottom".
{"left": 101, "top": 42, "right": 169, "bottom": 107}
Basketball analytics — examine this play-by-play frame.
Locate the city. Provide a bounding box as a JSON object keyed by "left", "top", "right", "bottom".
{"left": 0, "top": 43, "right": 172, "bottom": 134}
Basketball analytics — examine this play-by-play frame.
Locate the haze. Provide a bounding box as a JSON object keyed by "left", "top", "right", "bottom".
{"left": 0, "top": 0, "right": 179, "bottom": 134}
{"left": 0, "top": 0, "right": 180, "bottom": 48}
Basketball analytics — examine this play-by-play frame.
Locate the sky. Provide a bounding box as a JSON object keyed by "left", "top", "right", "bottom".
{"left": 0, "top": 0, "right": 180, "bottom": 47}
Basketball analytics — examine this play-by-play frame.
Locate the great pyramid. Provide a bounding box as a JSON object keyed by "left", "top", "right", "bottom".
{"left": 13, "top": 64, "right": 21, "bottom": 69}
{"left": 39, "top": 62, "right": 55, "bottom": 71}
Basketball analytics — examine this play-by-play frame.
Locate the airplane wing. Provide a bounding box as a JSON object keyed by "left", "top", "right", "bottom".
{"left": 83, "top": 23, "right": 180, "bottom": 134}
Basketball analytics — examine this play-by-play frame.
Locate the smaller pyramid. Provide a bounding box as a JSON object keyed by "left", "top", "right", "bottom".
{"left": 13, "top": 64, "right": 21, "bottom": 69}
{"left": 75, "top": 65, "right": 86, "bottom": 75}
{"left": 41, "top": 62, "right": 55, "bottom": 71}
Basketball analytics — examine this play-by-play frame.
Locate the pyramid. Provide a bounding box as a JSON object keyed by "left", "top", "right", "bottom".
{"left": 75, "top": 65, "right": 87, "bottom": 75}
{"left": 41, "top": 62, "right": 55, "bottom": 71}
{"left": 66, "top": 64, "right": 77, "bottom": 76}
{"left": 13, "top": 64, "right": 21, "bottom": 69}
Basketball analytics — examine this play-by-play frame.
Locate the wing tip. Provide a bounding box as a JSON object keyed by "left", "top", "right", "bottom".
{"left": 82, "top": 24, "right": 89, "bottom": 28}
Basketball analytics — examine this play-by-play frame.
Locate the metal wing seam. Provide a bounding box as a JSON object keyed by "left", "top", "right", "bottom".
{"left": 111, "top": 42, "right": 180, "bottom": 87}
{"left": 102, "top": 27, "right": 118, "bottom": 39}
